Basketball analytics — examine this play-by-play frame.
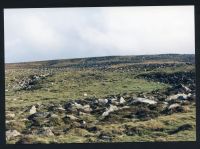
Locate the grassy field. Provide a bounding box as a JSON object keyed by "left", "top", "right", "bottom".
{"left": 5, "top": 54, "right": 196, "bottom": 143}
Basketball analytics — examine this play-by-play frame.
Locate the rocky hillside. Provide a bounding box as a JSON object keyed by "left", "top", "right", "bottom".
{"left": 5, "top": 54, "right": 195, "bottom": 69}
{"left": 5, "top": 54, "right": 196, "bottom": 143}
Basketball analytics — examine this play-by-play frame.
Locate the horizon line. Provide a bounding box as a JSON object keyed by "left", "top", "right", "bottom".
{"left": 5, "top": 53, "right": 195, "bottom": 64}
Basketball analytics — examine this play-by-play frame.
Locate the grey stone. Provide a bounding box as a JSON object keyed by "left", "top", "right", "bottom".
{"left": 29, "top": 105, "right": 37, "bottom": 115}
{"left": 6, "top": 113, "right": 15, "bottom": 119}
{"left": 132, "top": 97, "right": 157, "bottom": 105}
{"left": 6, "top": 130, "right": 21, "bottom": 140}
{"left": 41, "top": 127, "right": 54, "bottom": 136}
{"left": 166, "top": 93, "right": 189, "bottom": 101}
{"left": 98, "top": 98, "right": 108, "bottom": 105}
{"left": 102, "top": 105, "right": 118, "bottom": 117}
{"left": 119, "top": 97, "right": 126, "bottom": 104}
{"left": 168, "top": 103, "right": 181, "bottom": 110}
{"left": 66, "top": 115, "right": 79, "bottom": 120}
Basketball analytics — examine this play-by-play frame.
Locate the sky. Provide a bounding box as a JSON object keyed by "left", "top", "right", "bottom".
{"left": 4, "top": 6, "right": 195, "bottom": 63}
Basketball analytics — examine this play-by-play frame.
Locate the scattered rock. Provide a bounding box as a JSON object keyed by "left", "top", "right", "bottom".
{"left": 41, "top": 127, "right": 54, "bottom": 136}
{"left": 168, "top": 103, "right": 181, "bottom": 110}
{"left": 119, "top": 106, "right": 130, "bottom": 110}
{"left": 180, "top": 84, "right": 192, "bottom": 93}
{"left": 6, "top": 113, "right": 15, "bottom": 119}
{"left": 28, "top": 112, "right": 50, "bottom": 121}
{"left": 108, "top": 98, "right": 118, "bottom": 105}
{"left": 78, "top": 111, "right": 87, "bottom": 116}
{"left": 131, "top": 97, "right": 157, "bottom": 105}
{"left": 13, "top": 73, "right": 52, "bottom": 91}
{"left": 74, "top": 102, "right": 83, "bottom": 109}
{"left": 6, "top": 130, "right": 21, "bottom": 140}
{"left": 136, "top": 71, "right": 195, "bottom": 85}
{"left": 6, "top": 69, "right": 195, "bottom": 142}
{"left": 187, "top": 93, "right": 196, "bottom": 101}
{"left": 65, "top": 115, "right": 79, "bottom": 120}
{"left": 64, "top": 102, "right": 73, "bottom": 109}
{"left": 98, "top": 98, "right": 108, "bottom": 105}
{"left": 82, "top": 104, "right": 92, "bottom": 113}
{"left": 166, "top": 93, "right": 189, "bottom": 101}
{"left": 35, "top": 103, "right": 41, "bottom": 108}
{"left": 99, "top": 133, "right": 112, "bottom": 141}
{"left": 102, "top": 105, "right": 118, "bottom": 117}
{"left": 79, "top": 120, "right": 87, "bottom": 128}
{"left": 172, "top": 84, "right": 192, "bottom": 93}
{"left": 50, "top": 114, "right": 59, "bottom": 118}
{"left": 162, "top": 103, "right": 185, "bottom": 114}
{"left": 6, "top": 120, "right": 16, "bottom": 124}
{"left": 119, "top": 97, "right": 126, "bottom": 104}
{"left": 29, "top": 106, "right": 37, "bottom": 115}
{"left": 57, "top": 107, "right": 66, "bottom": 112}
{"left": 161, "top": 102, "right": 168, "bottom": 109}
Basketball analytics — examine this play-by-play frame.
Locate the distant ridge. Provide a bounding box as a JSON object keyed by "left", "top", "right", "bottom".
{"left": 5, "top": 54, "right": 195, "bottom": 69}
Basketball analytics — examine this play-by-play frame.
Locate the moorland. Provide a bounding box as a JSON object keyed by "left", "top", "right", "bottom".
{"left": 5, "top": 54, "right": 196, "bottom": 143}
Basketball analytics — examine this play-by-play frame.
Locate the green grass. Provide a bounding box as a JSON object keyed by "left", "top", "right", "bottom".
{"left": 5, "top": 55, "right": 196, "bottom": 143}
{"left": 6, "top": 105, "right": 196, "bottom": 143}
{"left": 6, "top": 69, "right": 170, "bottom": 108}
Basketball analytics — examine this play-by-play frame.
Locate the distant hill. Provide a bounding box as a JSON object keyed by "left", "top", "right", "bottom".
{"left": 5, "top": 54, "right": 195, "bottom": 69}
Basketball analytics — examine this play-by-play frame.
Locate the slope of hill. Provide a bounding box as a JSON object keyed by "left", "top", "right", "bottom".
{"left": 5, "top": 54, "right": 195, "bottom": 69}
{"left": 5, "top": 54, "right": 196, "bottom": 143}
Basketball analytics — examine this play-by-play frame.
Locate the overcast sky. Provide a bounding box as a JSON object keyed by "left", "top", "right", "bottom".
{"left": 4, "top": 6, "right": 194, "bottom": 63}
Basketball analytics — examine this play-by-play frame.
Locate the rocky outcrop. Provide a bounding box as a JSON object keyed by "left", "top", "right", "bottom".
{"left": 136, "top": 71, "right": 195, "bottom": 85}
{"left": 13, "top": 73, "right": 52, "bottom": 91}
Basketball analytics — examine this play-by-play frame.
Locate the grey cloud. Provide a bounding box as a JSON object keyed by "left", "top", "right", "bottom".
{"left": 4, "top": 6, "right": 194, "bottom": 63}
